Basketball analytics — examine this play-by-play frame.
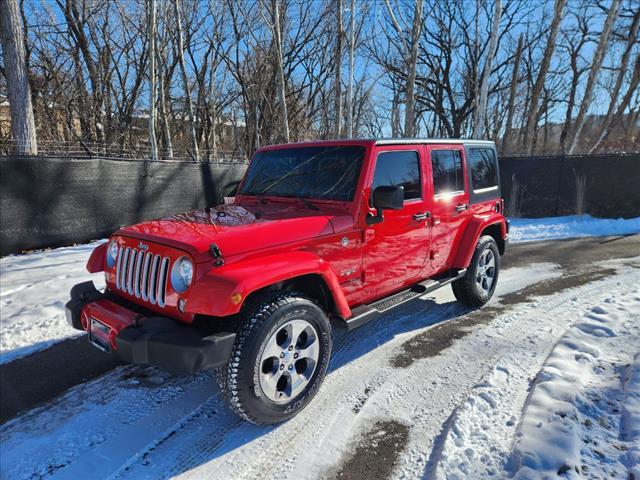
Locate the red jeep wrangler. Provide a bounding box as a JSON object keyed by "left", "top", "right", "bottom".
{"left": 66, "top": 139, "right": 508, "bottom": 424}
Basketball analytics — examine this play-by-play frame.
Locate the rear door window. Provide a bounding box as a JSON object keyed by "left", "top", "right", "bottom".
{"left": 372, "top": 151, "right": 422, "bottom": 201}
{"left": 469, "top": 148, "right": 498, "bottom": 192}
{"left": 431, "top": 150, "right": 464, "bottom": 195}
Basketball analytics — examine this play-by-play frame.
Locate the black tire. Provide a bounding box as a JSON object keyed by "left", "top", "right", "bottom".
{"left": 216, "top": 291, "right": 332, "bottom": 425}
{"left": 452, "top": 235, "right": 500, "bottom": 307}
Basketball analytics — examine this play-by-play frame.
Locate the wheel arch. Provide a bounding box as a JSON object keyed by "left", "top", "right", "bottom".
{"left": 186, "top": 251, "right": 352, "bottom": 319}
{"left": 86, "top": 242, "right": 107, "bottom": 273}
{"left": 452, "top": 215, "right": 507, "bottom": 269}
{"left": 481, "top": 223, "right": 506, "bottom": 255}
{"left": 243, "top": 273, "right": 339, "bottom": 318}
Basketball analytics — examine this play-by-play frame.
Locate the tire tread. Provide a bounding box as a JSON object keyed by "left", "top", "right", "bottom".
{"left": 452, "top": 235, "right": 500, "bottom": 307}
{"left": 217, "top": 290, "right": 325, "bottom": 424}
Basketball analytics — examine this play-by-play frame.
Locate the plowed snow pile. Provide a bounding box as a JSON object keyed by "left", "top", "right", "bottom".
{"left": 435, "top": 284, "right": 640, "bottom": 479}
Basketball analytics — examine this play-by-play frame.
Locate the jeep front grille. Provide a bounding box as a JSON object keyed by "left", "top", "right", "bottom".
{"left": 115, "top": 247, "right": 170, "bottom": 307}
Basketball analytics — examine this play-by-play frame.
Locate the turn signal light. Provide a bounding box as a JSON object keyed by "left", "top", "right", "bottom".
{"left": 230, "top": 292, "right": 243, "bottom": 305}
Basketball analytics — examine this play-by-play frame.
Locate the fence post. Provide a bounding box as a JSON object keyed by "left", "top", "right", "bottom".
{"left": 553, "top": 155, "right": 565, "bottom": 217}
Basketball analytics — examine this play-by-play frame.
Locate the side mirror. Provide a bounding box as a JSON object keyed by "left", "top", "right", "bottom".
{"left": 367, "top": 185, "right": 404, "bottom": 225}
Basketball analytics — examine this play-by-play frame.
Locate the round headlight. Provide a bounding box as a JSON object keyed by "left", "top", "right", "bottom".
{"left": 171, "top": 257, "right": 194, "bottom": 293}
{"left": 106, "top": 240, "right": 119, "bottom": 268}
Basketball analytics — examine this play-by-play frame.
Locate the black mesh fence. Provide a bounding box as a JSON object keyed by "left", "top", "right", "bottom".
{"left": 0, "top": 153, "right": 638, "bottom": 256}
{"left": 500, "top": 153, "right": 640, "bottom": 219}
{"left": 0, "top": 156, "right": 246, "bottom": 255}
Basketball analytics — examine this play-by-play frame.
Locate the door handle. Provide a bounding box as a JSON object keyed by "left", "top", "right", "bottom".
{"left": 455, "top": 203, "right": 469, "bottom": 212}
{"left": 413, "top": 212, "right": 430, "bottom": 221}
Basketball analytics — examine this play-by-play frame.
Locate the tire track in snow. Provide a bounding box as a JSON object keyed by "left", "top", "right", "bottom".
{"left": 322, "top": 263, "right": 639, "bottom": 480}
{"left": 3, "top": 243, "right": 638, "bottom": 479}
{"left": 0, "top": 366, "right": 208, "bottom": 479}
{"left": 125, "top": 300, "right": 455, "bottom": 480}
{"left": 127, "top": 262, "right": 636, "bottom": 478}
{"left": 52, "top": 379, "right": 217, "bottom": 480}
{"left": 227, "top": 266, "right": 589, "bottom": 479}
{"left": 0, "top": 260, "right": 573, "bottom": 480}
{"left": 422, "top": 266, "right": 640, "bottom": 479}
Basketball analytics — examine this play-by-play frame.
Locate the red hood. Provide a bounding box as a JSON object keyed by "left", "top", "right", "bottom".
{"left": 116, "top": 202, "right": 354, "bottom": 263}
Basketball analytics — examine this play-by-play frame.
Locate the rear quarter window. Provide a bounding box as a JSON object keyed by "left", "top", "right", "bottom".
{"left": 469, "top": 148, "right": 498, "bottom": 192}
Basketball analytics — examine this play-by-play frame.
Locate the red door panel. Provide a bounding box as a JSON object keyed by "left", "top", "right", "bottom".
{"left": 363, "top": 147, "right": 431, "bottom": 296}
{"left": 426, "top": 145, "right": 472, "bottom": 271}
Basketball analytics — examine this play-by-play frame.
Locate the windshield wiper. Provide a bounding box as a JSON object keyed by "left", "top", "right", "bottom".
{"left": 243, "top": 190, "right": 269, "bottom": 204}
{"left": 296, "top": 195, "right": 319, "bottom": 211}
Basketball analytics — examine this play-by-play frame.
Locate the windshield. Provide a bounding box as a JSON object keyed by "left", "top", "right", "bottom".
{"left": 239, "top": 146, "right": 365, "bottom": 201}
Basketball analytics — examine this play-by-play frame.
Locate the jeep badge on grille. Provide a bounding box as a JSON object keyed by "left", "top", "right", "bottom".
{"left": 138, "top": 242, "right": 149, "bottom": 251}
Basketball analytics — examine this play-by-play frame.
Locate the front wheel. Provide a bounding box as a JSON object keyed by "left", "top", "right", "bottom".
{"left": 217, "top": 291, "right": 332, "bottom": 425}
{"left": 452, "top": 235, "right": 500, "bottom": 307}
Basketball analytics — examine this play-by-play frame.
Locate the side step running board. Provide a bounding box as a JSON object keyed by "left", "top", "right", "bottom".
{"left": 335, "top": 269, "right": 467, "bottom": 331}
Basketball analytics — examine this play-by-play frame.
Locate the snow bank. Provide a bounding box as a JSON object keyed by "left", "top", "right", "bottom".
{"left": 510, "top": 289, "right": 640, "bottom": 478}
{"left": 509, "top": 215, "right": 640, "bottom": 243}
{"left": 0, "top": 241, "right": 105, "bottom": 364}
{"left": 622, "top": 354, "right": 640, "bottom": 478}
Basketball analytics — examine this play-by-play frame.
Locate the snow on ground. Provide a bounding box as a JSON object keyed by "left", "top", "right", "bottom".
{"left": 623, "top": 354, "right": 640, "bottom": 478}
{"left": 496, "top": 262, "right": 563, "bottom": 298}
{"left": 510, "top": 290, "right": 640, "bottom": 479}
{"left": 1, "top": 253, "right": 638, "bottom": 479}
{"left": 509, "top": 215, "right": 640, "bottom": 243}
{"left": 0, "top": 241, "right": 105, "bottom": 364}
{"left": 0, "top": 216, "right": 639, "bottom": 479}
{"left": 434, "top": 280, "right": 640, "bottom": 479}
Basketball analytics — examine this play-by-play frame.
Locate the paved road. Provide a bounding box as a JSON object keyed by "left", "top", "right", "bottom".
{"left": 1, "top": 234, "right": 638, "bottom": 424}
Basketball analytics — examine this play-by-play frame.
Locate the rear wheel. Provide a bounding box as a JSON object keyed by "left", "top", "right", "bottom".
{"left": 216, "top": 291, "right": 332, "bottom": 425}
{"left": 452, "top": 235, "right": 500, "bottom": 307}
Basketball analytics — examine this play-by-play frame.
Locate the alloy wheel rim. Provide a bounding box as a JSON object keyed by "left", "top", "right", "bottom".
{"left": 476, "top": 248, "right": 496, "bottom": 294}
{"left": 259, "top": 319, "right": 320, "bottom": 403}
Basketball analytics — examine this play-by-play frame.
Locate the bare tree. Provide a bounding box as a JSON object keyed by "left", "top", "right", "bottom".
{"left": 263, "top": 0, "right": 290, "bottom": 142}
{"left": 156, "top": 4, "right": 174, "bottom": 159}
{"left": 334, "top": 0, "right": 343, "bottom": 138}
{"left": 567, "top": 0, "right": 621, "bottom": 154}
{"left": 597, "top": 54, "right": 640, "bottom": 149}
{"left": 173, "top": 0, "right": 200, "bottom": 161}
{"left": 383, "top": 0, "right": 424, "bottom": 138}
{"left": 558, "top": 8, "right": 590, "bottom": 153}
{"left": 589, "top": 5, "right": 640, "bottom": 153}
{"left": 1, "top": 0, "right": 38, "bottom": 154}
{"left": 146, "top": 0, "right": 158, "bottom": 161}
{"left": 523, "top": 0, "right": 566, "bottom": 154}
{"left": 346, "top": 0, "right": 356, "bottom": 138}
{"left": 404, "top": 0, "right": 424, "bottom": 138}
{"left": 502, "top": 33, "right": 524, "bottom": 152}
{"left": 472, "top": 0, "right": 502, "bottom": 139}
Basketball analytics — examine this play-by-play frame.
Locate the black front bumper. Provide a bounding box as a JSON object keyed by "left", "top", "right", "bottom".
{"left": 65, "top": 281, "right": 236, "bottom": 375}
{"left": 115, "top": 318, "right": 236, "bottom": 375}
